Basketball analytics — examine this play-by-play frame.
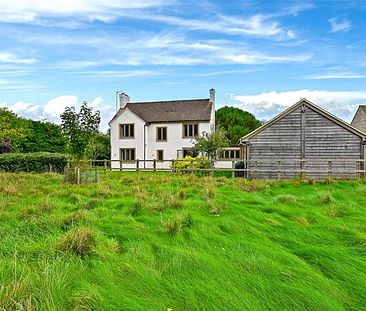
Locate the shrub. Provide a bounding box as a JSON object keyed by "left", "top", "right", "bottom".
{"left": 173, "top": 156, "right": 211, "bottom": 175}
{"left": 0, "top": 152, "right": 67, "bottom": 173}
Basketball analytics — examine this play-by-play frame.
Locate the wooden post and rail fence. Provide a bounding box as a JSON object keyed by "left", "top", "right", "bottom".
{"left": 65, "top": 158, "right": 366, "bottom": 180}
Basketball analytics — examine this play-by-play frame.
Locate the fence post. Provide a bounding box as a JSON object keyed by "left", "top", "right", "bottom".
{"left": 254, "top": 160, "right": 258, "bottom": 179}
{"left": 300, "top": 159, "right": 306, "bottom": 179}
{"left": 120, "top": 160, "right": 122, "bottom": 172}
{"left": 104, "top": 160, "right": 107, "bottom": 176}
{"left": 277, "top": 160, "right": 281, "bottom": 180}
{"left": 232, "top": 161, "right": 235, "bottom": 178}
{"left": 328, "top": 160, "right": 332, "bottom": 179}
{"left": 136, "top": 159, "right": 139, "bottom": 172}
{"left": 76, "top": 167, "right": 81, "bottom": 184}
{"left": 190, "top": 160, "right": 193, "bottom": 175}
{"left": 172, "top": 159, "right": 175, "bottom": 175}
{"left": 153, "top": 159, "right": 156, "bottom": 172}
{"left": 210, "top": 160, "right": 214, "bottom": 177}
{"left": 95, "top": 166, "right": 98, "bottom": 182}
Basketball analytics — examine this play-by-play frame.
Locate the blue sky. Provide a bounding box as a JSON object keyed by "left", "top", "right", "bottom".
{"left": 0, "top": 0, "right": 366, "bottom": 131}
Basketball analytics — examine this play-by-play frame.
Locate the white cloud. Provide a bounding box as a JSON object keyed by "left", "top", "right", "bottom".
{"left": 2, "top": 95, "right": 114, "bottom": 131}
{"left": 41, "top": 32, "right": 311, "bottom": 67}
{"left": 0, "top": 0, "right": 173, "bottom": 23}
{"left": 329, "top": 17, "right": 351, "bottom": 33}
{"left": 230, "top": 89, "right": 366, "bottom": 122}
{"left": 43, "top": 95, "right": 79, "bottom": 119}
{"left": 305, "top": 73, "right": 366, "bottom": 79}
{"left": 0, "top": 53, "right": 37, "bottom": 64}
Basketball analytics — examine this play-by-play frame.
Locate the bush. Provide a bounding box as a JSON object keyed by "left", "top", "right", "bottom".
{"left": 0, "top": 152, "right": 68, "bottom": 173}
{"left": 173, "top": 156, "right": 211, "bottom": 174}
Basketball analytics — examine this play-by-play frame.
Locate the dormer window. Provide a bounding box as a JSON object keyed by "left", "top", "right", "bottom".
{"left": 119, "top": 124, "right": 134, "bottom": 139}
{"left": 183, "top": 123, "right": 199, "bottom": 138}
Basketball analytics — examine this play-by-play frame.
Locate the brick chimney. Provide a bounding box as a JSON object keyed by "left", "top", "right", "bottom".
{"left": 119, "top": 92, "right": 130, "bottom": 109}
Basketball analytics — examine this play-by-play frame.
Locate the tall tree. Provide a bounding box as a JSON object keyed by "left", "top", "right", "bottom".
{"left": 191, "top": 128, "right": 229, "bottom": 160}
{"left": 0, "top": 108, "right": 26, "bottom": 151}
{"left": 216, "top": 106, "right": 261, "bottom": 144}
{"left": 60, "top": 102, "right": 101, "bottom": 161}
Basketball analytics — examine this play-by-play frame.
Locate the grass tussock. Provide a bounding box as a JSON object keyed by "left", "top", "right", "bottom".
{"left": 73, "top": 287, "right": 101, "bottom": 311}
{"left": 318, "top": 192, "right": 333, "bottom": 204}
{"left": 294, "top": 216, "right": 311, "bottom": 225}
{"left": 276, "top": 194, "right": 297, "bottom": 204}
{"left": 58, "top": 226, "right": 96, "bottom": 258}
{"left": 162, "top": 213, "right": 193, "bottom": 235}
{"left": 62, "top": 210, "right": 90, "bottom": 231}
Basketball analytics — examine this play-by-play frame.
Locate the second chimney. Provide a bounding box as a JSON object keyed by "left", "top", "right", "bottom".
{"left": 119, "top": 92, "right": 130, "bottom": 109}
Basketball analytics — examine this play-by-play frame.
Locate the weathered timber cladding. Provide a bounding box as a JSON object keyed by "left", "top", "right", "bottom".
{"left": 248, "top": 107, "right": 302, "bottom": 178}
{"left": 305, "top": 106, "right": 362, "bottom": 179}
{"left": 351, "top": 107, "right": 366, "bottom": 133}
{"left": 242, "top": 99, "right": 365, "bottom": 179}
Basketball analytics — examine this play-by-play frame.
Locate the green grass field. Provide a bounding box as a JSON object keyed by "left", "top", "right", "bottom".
{"left": 1, "top": 172, "right": 366, "bottom": 311}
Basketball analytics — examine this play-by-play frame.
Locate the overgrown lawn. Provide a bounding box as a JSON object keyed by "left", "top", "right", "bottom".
{"left": 1, "top": 172, "right": 366, "bottom": 310}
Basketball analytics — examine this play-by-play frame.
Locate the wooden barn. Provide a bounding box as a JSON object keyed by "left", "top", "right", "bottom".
{"left": 351, "top": 105, "right": 366, "bottom": 133}
{"left": 239, "top": 99, "right": 366, "bottom": 179}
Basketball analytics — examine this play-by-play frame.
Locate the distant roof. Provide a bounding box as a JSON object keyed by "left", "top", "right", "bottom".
{"left": 110, "top": 98, "right": 212, "bottom": 124}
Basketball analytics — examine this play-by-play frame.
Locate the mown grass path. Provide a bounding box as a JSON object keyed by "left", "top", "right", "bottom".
{"left": 1, "top": 172, "right": 366, "bottom": 310}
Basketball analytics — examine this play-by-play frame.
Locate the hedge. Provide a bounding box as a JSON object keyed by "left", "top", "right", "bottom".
{"left": 0, "top": 152, "right": 68, "bottom": 173}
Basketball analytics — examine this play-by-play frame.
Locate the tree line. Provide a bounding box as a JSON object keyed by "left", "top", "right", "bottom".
{"left": 0, "top": 105, "right": 110, "bottom": 160}
{"left": 0, "top": 103, "right": 260, "bottom": 160}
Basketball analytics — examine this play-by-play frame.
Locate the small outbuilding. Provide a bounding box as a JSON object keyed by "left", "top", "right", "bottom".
{"left": 239, "top": 99, "right": 366, "bottom": 179}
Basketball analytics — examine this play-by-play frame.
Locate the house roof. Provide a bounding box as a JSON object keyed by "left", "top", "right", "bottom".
{"left": 240, "top": 98, "right": 366, "bottom": 143}
{"left": 109, "top": 98, "right": 212, "bottom": 124}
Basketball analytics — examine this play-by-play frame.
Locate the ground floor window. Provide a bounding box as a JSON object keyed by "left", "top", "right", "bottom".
{"left": 219, "top": 149, "right": 240, "bottom": 159}
{"left": 157, "top": 150, "right": 164, "bottom": 161}
{"left": 177, "top": 148, "right": 198, "bottom": 158}
{"left": 120, "top": 148, "right": 135, "bottom": 161}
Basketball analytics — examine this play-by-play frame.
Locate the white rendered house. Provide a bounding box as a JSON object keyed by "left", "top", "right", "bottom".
{"left": 109, "top": 89, "right": 215, "bottom": 169}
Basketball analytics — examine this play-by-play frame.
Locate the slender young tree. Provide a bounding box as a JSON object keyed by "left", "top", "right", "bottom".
{"left": 60, "top": 102, "right": 101, "bottom": 162}
{"left": 191, "top": 128, "right": 229, "bottom": 160}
